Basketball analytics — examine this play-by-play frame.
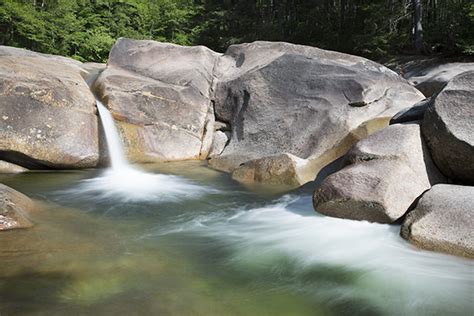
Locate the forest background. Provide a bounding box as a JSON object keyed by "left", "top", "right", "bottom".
{"left": 0, "top": 0, "right": 473, "bottom": 62}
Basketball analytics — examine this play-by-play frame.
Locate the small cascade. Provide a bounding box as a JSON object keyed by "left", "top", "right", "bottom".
{"left": 66, "top": 99, "right": 212, "bottom": 202}
{"left": 96, "top": 100, "right": 128, "bottom": 169}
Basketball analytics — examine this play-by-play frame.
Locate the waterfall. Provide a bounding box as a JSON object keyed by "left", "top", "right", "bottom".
{"left": 96, "top": 100, "right": 128, "bottom": 169}
{"left": 72, "top": 99, "right": 211, "bottom": 202}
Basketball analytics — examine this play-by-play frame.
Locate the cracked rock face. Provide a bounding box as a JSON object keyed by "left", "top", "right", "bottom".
{"left": 0, "top": 46, "right": 99, "bottom": 169}
{"left": 313, "top": 123, "right": 445, "bottom": 223}
{"left": 0, "top": 183, "right": 34, "bottom": 231}
{"left": 209, "top": 41, "right": 424, "bottom": 185}
{"left": 93, "top": 38, "right": 221, "bottom": 162}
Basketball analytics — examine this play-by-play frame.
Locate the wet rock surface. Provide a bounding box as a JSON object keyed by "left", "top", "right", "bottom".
{"left": 0, "top": 161, "right": 28, "bottom": 174}
{"left": 0, "top": 183, "right": 34, "bottom": 230}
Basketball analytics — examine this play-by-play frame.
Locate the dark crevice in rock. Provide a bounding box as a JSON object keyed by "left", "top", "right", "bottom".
{"left": 214, "top": 120, "right": 231, "bottom": 132}
{"left": 84, "top": 68, "right": 111, "bottom": 168}
{"left": 298, "top": 155, "right": 347, "bottom": 194}
{"left": 200, "top": 53, "right": 225, "bottom": 159}
{"left": 390, "top": 97, "right": 433, "bottom": 125}
{"left": 348, "top": 101, "right": 367, "bottom": 107}
{"left": 0, "top": 150, "right": 55, "bottom": 170}
{"left": 350, "top": 155, "right": 378, "bottom": 163}
{"left": 394, "top": 189, "right": 427, "bottom": 225}
{"left": 235, "top": 53, "right": 245, "bottom": 68}
{"left": 344, "top": 87, "right": 390, "bottom": 108}
{"left": 234, "top": 89, "right": 250, "bottom": 141}
{"left": 367, "top": 87, "right": 391, "bottom": 106}
{"left": 198, "top": 107, "right": 214, "bottom": 158}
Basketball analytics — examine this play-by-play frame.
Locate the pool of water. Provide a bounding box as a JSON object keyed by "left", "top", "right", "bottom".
{"left": 0, "top": 161, "right": 472, "bottom": 316}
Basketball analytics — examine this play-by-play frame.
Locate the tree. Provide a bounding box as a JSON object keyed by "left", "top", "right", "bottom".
{"left": 0, "top": 0, "right": 472, "bottom": 61}
{"left": 412, "top": 0, "right": 424, "bottom": 53}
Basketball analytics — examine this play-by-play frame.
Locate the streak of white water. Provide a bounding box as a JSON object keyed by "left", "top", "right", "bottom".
{"left": 96, "top": 100, "right": 128, "bottom": 169}
{"left": 152, "top": 195, "right": 474, "bottom": 316}
{"left": 69, "top": 100, "right": 212, "bottom": 202}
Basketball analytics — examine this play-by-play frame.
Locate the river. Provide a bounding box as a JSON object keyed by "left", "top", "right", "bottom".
{"left": 0, "top": 161, "right": 472, "bottom": 315}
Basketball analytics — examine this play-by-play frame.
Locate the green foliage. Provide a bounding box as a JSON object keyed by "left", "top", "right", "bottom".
{"left": 0, "top": 0, "right": 199, "bottom": 62}
{"left": 0, "top": 0, "right": 472, "bottom": 62}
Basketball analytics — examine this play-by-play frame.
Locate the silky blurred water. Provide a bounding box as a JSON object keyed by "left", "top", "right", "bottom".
{"left": 0, "top": 161, "right": 472, "bottom": 316}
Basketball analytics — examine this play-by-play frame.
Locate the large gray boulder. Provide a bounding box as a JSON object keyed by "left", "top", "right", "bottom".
{"left": 209, "top": 41, "right": 425, "bottom": 185}
{"left": 0, "top": 183, "right": 33, "bottom": 230}
{"left": 422, "top": 71, "right": 474, "bottom": 184}
{"left": 401, "top": 184, "right": 474, "bottom": 258}
{"left": 0, "top": 46, "right": 99, "bottom": 169}
{"left": 93, "top": 38, "right": 220, "bottom": 162}
{"left": 313, "top": 123, "right": 445, "bottom": 223}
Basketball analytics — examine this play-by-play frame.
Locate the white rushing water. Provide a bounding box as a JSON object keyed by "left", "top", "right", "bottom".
{"left": 152, "top": 195, "right": 474, "bottom": 316}
{"left": 71, "top": 100, "right": 211, "bottom": 202}
{"left": 96, "top": 100, "right": 128, "bottom": 169}
{"left": 58, "top": 101, "right": 473, "bottom": 315}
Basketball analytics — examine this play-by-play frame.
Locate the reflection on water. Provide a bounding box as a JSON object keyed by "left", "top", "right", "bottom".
{"left": 0, "top": 161, "right": 473, "bottom": 316}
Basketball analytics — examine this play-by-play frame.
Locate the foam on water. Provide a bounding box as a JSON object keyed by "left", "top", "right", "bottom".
{"left": 72, "top": 101, "right": 212, "bottom": 202}
{"left": 78, "top": 100, "right": 472, "bottom": 314}
{"left": 74, "top": 167, "right": 211, "bottom": 202}
{"left": 153, "top": 195, "right": 474, "bottom": 315}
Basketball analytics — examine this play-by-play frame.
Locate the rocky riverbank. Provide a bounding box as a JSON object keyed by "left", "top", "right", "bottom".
{"left": 313, "top": 70, "right": 473, "bottom": 258}
{"left": 0, "top": 39, "right": 472, "bottom": 258}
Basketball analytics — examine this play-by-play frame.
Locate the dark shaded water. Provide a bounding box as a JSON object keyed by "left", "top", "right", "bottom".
{"left": 0, "top": 161, "right": 473, "bottom": 316}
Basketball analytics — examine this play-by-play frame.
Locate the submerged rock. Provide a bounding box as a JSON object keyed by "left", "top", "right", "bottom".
{"left": 313, "top": 123, "right": 445, "bottom": 223}
{"left": 0, "top": 46, "right": 99, "bottom": 169}
{"left": 209, "top": 41, "right": 424, "bottom": 185}
{"left": 422, "top": 71, "right": 474, "bottom": 184}
{"left": 401, "top": 184, "right": 474, "bottom": 258}
{"left": 94, "top": 38, "right": 220, "bottom": 162}
{"left": 231, "top": 153, "right": 305, "bottom": 186}
{"left": 0, "top": 183, "right": 34, "bottom": 230}
{"left": 0, "top": 160, "right": 28, "bottom": 173}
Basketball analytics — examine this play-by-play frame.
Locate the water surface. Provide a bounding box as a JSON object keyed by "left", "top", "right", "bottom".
{"left": 0, "top": 161, "right": 472, "bottom": 316}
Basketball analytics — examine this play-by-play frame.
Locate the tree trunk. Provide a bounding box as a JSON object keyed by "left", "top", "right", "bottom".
{"left": 388, "top": 0, "right": 395, "bottom": 33}
{"left": 412, "top": 0, "right": 423, "bottom": 53}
